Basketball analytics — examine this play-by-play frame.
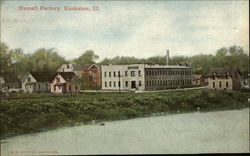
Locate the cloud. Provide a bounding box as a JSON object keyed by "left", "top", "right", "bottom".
{"left": 1, "top": 0, "right": 249, "bottom": 62}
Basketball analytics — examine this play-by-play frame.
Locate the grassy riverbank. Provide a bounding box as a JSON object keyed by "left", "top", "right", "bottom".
{"left": 0, "top": 90, "right": 248, "bottom": 137}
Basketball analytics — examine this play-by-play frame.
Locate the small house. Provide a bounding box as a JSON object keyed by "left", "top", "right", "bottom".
{"left": 51, "top": 72, "right": 80, "bottom": 93}
{"left": 57, "top": 64, "right": 101, "bottom": 87}
{"left": 0, "top": 72, "right": 21, "bottom": 92}
{"left": 21, "top": 72, "right": 56, "bottom": 93}
{"left": 207, "top": 67, "right": 242, "bottom": 90}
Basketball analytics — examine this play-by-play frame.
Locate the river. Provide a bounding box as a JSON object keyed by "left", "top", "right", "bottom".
{"left": 1, "top": 108, "right": 249, "bottom": 155}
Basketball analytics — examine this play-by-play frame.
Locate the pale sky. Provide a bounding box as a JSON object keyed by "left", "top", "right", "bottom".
{"left": 1, "top": 0, "right": 249, "bottom": 62}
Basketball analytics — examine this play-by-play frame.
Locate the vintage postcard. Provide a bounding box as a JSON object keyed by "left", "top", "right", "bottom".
{"left": 0, "top": 0, "right": 249, "bottom": 155}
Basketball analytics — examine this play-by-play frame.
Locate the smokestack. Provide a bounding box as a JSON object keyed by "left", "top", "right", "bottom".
{"left": 166, "top": 49, "right": 170, "bottom": 65}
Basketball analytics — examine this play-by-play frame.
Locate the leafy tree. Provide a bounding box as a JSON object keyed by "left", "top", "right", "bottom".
{"left": 29, "top": 48, "right": 66, "bottom": 72}
{"left": 72, "top": 74, "right": 91, "bottom": 91}
{"left": 73, "top": 50, "right": 99, "bottom": 64}
{"left": 0, "top": 43, "right": 12, "bottom": 73}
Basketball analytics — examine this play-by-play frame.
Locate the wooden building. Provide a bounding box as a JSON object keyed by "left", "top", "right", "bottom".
{"left": 21, "top": 72, "right": 56, "bottom": 93}
{"left": 207, "top": 67, "right": 242, "bottom": 90}
{"left": 0, "top": 72, "right": 21, "bottom": 92}
{"left": 57, "top": 64, "right": 101, "bottom": 87}
{"left": 51, "top": 72, "right": 80, "bottom": 93}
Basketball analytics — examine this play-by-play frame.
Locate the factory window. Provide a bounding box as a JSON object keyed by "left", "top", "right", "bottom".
{"left": 213, "top": 82, "right": 215, "bottom": 88}
{"left": 131, "top": 71, "right": 135, "bottom": 77}
{"left": 114, "top": 81, "right": 116, "bottom": 87}
{"left": 109, "top": 72, "right": 111, "bottom": 77}
{"left": 118, "top": 81, "right": 121, "bottom": 87}
{"left": 118, "top": 71, "right": 121, "bottom": 76}
{"left": 114, "top": 71, "right": 116, "bottom": 77}
{"left": 104, "top": 72, "right": 107, "bottom": 77}
{"left": 125, "top": 81, "right": 128, "bottom": 87}
{"left": 109, "top": 81, "right": 112, "bottom": 87}
{"left": 105, "top": 81, "right": 107, "bottom": 87}
{"left": 219, "top": 81, "right": 222, "bottom": 88}
{"left": 226, "top": 82, "right": 228, "bottom": 88}
{"left": 138, "top": 70, "right": 141, "bottom": 76}
{"left": 125, "top": 71, "right": 128, "bottom": 77}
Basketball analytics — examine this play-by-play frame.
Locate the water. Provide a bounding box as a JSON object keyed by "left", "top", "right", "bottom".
{"left": 1, "top": 109, "right": 249, "bottom": 155}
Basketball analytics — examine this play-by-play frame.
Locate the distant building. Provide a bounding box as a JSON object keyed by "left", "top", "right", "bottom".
{"left": 57, "top": 64, "right": 101, "bottom": 87}
{"left": 101, "top": 64, "right": 193, "bottom": 91}
{"left": 51, "top": 72, "right": 80, "bottom": 93}
{"left": 207, "top": 67, "right": 242, "bottom": 90}
{"left": 21, "top": 72, "right": 56, "bottom": 93}
{"left": 0, "top": 72, "right": 21, "bottom": 92}
{"left": 192, "top": 75, "right": 202, "bottom": 86}
{"left": 200, "top": 75, "right": 209, "bottom": 86}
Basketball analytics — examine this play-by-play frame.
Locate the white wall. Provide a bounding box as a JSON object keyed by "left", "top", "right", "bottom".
{"left": 51, "top": 74, "right": 67, "bottom": 93}
{"left": 22, "top": 73, "right": 37, "bottom": 92}
{"left": 101, "top": 64, "right": 145, "bottom": 91}
{"left": 208, "top": 77, "right": 233, "bottom": 90}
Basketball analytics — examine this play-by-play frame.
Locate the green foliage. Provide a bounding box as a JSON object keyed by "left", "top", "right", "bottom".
{"left": 98, "top": 45, "right": 249, "bottom": 78}
{"left": 73, "top": 50, "right": 99, "bottom": 64}
{"left": 1, "top": 42, "right": 249, "bottom": 79}
{"left": 0, "top": 43, "right": 67, "bottom": 77}
{"left": 1, "top": 90, "right": 248, "bottom": 137}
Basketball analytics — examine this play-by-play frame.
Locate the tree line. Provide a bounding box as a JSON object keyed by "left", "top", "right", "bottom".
{"left": 0, "top": 42, "right": 249, "bottom": 78}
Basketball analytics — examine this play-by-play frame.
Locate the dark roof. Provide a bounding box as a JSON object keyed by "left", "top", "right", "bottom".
{"left": 207, "top": 67, "right": 241, "bottom": 77}
{"left": 58, "top": 72, "right": 77, "bottom": 81}
{"left": 177, "top": 62, "right": 192, "bottom": 67}
{"left": 30, "top": 72, "right": 57, "bottom": 82}
{"left": 73, "top": 64, "right": 92, "bottom": 71}
{"left": 0, "top": 72, "right": 21, "bottom": 83}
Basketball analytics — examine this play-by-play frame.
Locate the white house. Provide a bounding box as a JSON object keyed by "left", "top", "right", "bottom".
{"left": 51, "top": 72, "right": 79, "bottom": 93}
{"left": 21, "top": 72, "right": 56, "bottom": 93}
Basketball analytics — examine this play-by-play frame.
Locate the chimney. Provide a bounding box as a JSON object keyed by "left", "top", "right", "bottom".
{"left": 166, "top": 49, "right": 170, "bottom": 65}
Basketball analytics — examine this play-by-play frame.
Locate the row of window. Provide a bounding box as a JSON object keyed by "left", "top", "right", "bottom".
{"left": 146, "top": 69, "right": 191, "bottom": 76}
{"left": 146, "top": 79, "right": 192, "bottom": 86}
{"left": 212, "top": 81, "right": 229, "bottom": 88}
{"left": 104, "top": 81, "right": 142, "bottom": 88}
{"left": 53, "top": 85, "right": 78, "bottom": 91}
{"left": 104, "top": 70, "right": 141, "bottom": 78}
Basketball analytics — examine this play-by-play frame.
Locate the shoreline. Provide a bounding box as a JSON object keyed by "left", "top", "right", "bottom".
{"left": 1, "top": 107, "right": 248, "bottom": 140}
{"left": 1, "top": 108, "right": 249, "bottom": 154}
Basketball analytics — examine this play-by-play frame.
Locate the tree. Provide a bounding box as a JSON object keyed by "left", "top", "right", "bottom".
{"left": 29, "top": 48, "right": 66, "bottom": 72}
{"left": 0, "top": 42, "right": 12, "bottom": 73}
{"left": 72, "top": 74, "right": 91, "bottom": 91}
{"left": 74, "top": 50, "right": 99, "bottom": 64}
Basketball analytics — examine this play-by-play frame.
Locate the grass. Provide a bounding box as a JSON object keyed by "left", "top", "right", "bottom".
{"left": 0, "top": 89, "right": 249, "bottom": 138}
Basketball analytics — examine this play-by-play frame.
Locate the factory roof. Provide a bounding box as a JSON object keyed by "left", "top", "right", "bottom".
{"left": 145, "top": 65, "right": 191, "bottom": 69}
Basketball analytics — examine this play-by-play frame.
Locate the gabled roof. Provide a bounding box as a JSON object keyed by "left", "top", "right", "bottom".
{"left": 30, "top": 72, "right": 57, "bottom": 82}
{"left": 58, "top": 72, "right": 77, "bottom": 81}
{"left": 0, "top": 72, "right": 21, "bottom": 84}
{"left": 59, "top": 64, "right": 99, "bottom": 71}
{"left": 207, "top": 67, "right": 241, "bottom": 77}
